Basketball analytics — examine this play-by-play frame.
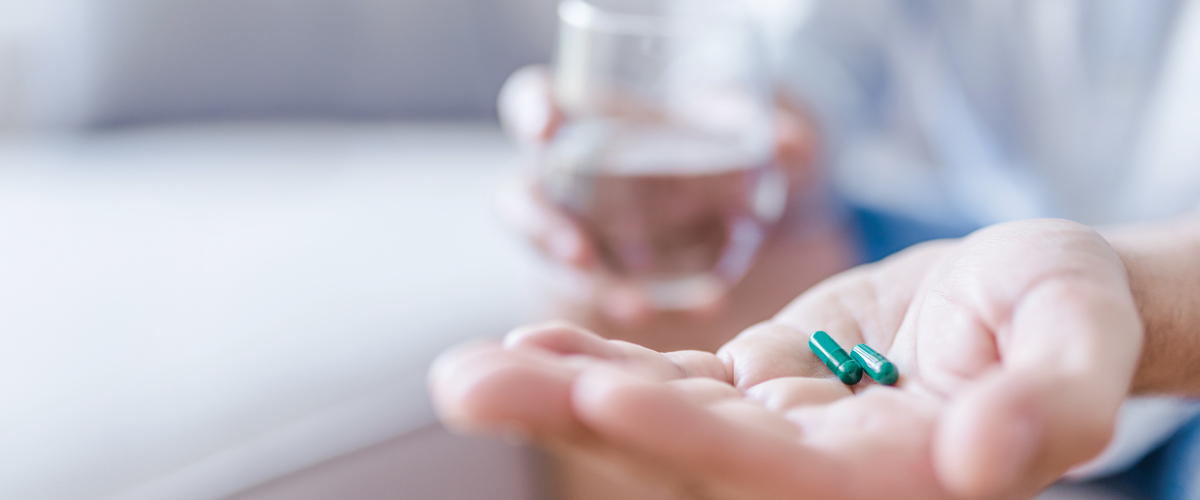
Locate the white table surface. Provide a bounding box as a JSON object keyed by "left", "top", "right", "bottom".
{"left": 0, "top": 121, "right": 529, "bottom": 500}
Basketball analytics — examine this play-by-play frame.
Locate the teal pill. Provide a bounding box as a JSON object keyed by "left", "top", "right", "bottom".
{"left": 808, "top": 331, "right": 862, "bottom": 385}
{"left": 851, "top": 344, "right": 899, "bottom": 386}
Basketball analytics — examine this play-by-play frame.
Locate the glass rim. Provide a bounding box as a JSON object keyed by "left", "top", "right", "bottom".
{"left": 558, "top": 0, "right": 747, "bottom": 36}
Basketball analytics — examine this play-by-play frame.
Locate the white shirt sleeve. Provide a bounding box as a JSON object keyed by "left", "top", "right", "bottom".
{"left": 1065, "top": 397, "right": 1200, "bottom": 480}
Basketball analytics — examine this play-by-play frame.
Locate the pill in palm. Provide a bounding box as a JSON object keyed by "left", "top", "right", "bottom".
{"left": 850, "top": 344, "right": 899, "bottom": 386}
{"left": 808, "top": 331, "right": 863, "bottom": 385}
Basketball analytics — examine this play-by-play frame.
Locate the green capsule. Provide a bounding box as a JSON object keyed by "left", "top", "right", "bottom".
{"left": 851, "top": 344, "right": 899, "bottom": 386}
{"left": 808, "top": 331, "right": 862, "bottom": 385}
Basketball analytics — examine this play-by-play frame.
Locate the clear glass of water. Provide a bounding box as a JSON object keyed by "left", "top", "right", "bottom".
{"left": 544, "top": 0, "right": 785, "bottom": 309}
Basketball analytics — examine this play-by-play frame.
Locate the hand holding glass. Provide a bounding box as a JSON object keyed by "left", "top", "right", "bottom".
{"left": 545, "top": 0, "right": 784, "bottom": 309}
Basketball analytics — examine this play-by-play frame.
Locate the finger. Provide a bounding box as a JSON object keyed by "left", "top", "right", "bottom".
{"left": 504, "top": 321, "right": 622, "bottom": 358}
{"left": 717, "top": 323, "right": 821, "bottom": 389}
{"left": 743, "top": 376, "right": 852, "bottom": 413}
{"left": 782, "top": 387, "right": 947, "bottom": 498}
{"left": 498, "top": 65, "right": 559, "bottom": 146}
{"left": 934, "top": 368, "right": 1137, "bottom": 499}
{"left": 772, "top": 101, "right": 817, "bottom": 192}
{"left": 429, "top": 341, "right": 581, "bottom": 437}
{"left": 668, "top": 377, "right": 742, "bottom": 406}
{"left": 662, "top": 350, "right": 732, "bottom": 381}
{"left": 707, "top": 399, "right": 800, "bottom": 441}
{"left": 718, "top": 321, "right": 860, "bottom": 390}
{"left": 542, "top": 377, "right": 747, "bottom": 498}
{"left": 935, "top": 372, "right": 1047, "bottom": 500}
{"left": 492, "top": 174, "right": 663, "bottom": 324}
{"left": 937, "top": 304, "right": 1137, "bottom": 499}
{"left": 571, "top": 366, "right": 845, "bottom": 496}
{"left": 774, "top": 108, "right": 813, "bottom": 170}
{"left": 505, "top": 321, "right": 730, "bottom": 382}
{"left": 934, "top": 226, "right": 1141, "bottom": 499}
{"left": 786, "top": 385, "right": 936, "bottom": 442}
{"left": 493, "top": 176, "right": 661, "bottom": 323}
{"left": 494, "top": 174, "right": 596, "bottom": 268}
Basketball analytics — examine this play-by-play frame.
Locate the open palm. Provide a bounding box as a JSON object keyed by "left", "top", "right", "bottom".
{"left": 430, "top": 219, "right": 1142, "bottom": 500}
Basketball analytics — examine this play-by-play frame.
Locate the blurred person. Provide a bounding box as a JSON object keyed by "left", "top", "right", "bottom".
{"left": 497, "top": 67, "right": 866, "bottom": 354}
{"left": 499, "top": 0, "right": 1200, "bottom": 349}
{"left": 444, "top": 0, "right": 1200, "bottom": 498}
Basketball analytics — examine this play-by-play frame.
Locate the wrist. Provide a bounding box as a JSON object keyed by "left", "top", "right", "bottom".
{"left": 1104, "top": 215, "right": 1200, "bottom": 396}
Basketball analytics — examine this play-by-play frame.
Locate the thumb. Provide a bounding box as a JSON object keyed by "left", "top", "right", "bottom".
{"left": 935, "top": 273, "right": 1141, "bottom": 499}
{"left": 934, "top": 370, "right": 1116, "bottom": 499}
{"left": 498, "top": 65, "right": 559, "bottom": 147}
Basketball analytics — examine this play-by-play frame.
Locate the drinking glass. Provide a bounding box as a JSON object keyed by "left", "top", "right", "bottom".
{"left": 544, "top": 0, "right": 785, "bottom": 309}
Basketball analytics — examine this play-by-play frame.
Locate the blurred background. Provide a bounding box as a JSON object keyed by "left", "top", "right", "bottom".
{"left": 3, "top": 0, "right": 1197, "bottom": 499}
{"left": 0, "top": 0, "right": 559, "bottom": 127}
{"left": 0, "top": 1, "right": 564, "bottom": 499}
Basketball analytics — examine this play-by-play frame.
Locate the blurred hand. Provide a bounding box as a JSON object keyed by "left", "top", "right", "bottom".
{"left": 495, "top": 66, "right": 827, "bottom": 332}
{"left": 431, "top": 219, "right": 1142, "bottom": 499}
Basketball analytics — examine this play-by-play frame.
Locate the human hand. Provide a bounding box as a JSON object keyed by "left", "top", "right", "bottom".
{"left": 494, "top": 65, "right": 825, "bottom": 330}
{"left": 430, "top": 219, "right": 1142, "bottom": 499}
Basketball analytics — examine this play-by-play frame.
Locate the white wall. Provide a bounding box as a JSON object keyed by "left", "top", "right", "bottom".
{"left": 0, "top": 0, "right": 560, "bottom": 130}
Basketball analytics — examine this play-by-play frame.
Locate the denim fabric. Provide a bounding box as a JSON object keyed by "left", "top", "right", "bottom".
{"left": 1157, "top": 415, "right": 1200, "bottom": 500}
{"left": 1095, "top": 414, "right": 1200, "bottom": 500}
{"left": 852, "top": 206, "right": 977, "bottom": 263}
